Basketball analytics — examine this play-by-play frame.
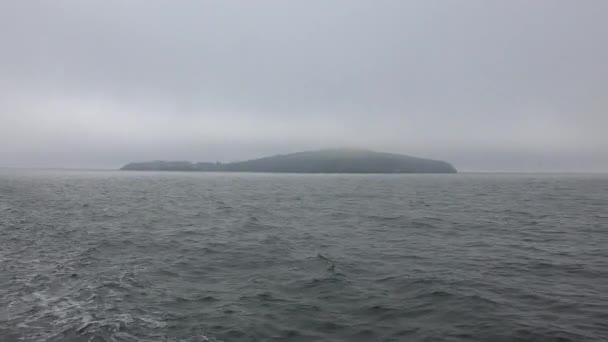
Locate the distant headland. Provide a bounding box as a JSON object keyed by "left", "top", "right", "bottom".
{"left": 120, "top": 149, "right": 457, "bottom": 174}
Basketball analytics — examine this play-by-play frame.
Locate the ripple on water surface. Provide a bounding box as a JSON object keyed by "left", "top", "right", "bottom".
{"left": 0, "top": 171, "right": 607, "bottom": 341}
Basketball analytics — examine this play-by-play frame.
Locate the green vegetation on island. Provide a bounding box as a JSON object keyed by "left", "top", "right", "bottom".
{"left": 120, "top": 149, "right": 457, "bottom": 173}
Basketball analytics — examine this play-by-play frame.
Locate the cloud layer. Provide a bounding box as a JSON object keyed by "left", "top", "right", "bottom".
{"left": 1, "top": 1, "right": 607, "bottom": 171}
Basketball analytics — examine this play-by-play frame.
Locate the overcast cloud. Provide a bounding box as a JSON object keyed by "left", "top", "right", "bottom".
{"left": 1, "top": 0, "right": 607, "bottom": 171}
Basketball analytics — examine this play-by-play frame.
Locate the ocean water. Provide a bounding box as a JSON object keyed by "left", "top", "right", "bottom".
{"left": 0, "top": 170, "right": 607, "bottom": 342}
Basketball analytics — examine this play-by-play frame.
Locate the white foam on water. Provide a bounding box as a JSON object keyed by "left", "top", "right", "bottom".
{"left": 137, "top": 316, "right": 167, "bottom": 328}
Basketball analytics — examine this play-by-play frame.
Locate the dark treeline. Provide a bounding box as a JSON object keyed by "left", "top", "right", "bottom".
{"left": 121, "top": 149, "right": 457, "bottom": 174}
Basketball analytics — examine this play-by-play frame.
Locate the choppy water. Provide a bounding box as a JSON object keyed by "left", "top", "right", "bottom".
{"left": 1, "top": 170, "right": 607, "bottom": 342}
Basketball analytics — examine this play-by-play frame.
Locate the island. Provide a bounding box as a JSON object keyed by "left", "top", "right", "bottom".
{"left": 120, "top": 149, "right": 457, "bottom": 174}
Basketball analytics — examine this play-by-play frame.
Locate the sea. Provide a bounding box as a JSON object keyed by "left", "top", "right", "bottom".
{"left": 0, "top": 170, "right": 606, "bottom": 342}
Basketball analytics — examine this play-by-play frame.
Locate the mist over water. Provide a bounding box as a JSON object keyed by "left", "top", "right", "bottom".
{"left": 1, "top": 170, "right": 606, "bottom": 341}
{"left": 2, "top": 2, "right": 607, "bottom": 340}
{"left": 2, "top": 1, "right": 608, "bottom": 171}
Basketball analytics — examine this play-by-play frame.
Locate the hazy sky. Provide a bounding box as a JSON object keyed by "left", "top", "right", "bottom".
{"left": 1, "top": 1, "right": 607, "bottom": 171}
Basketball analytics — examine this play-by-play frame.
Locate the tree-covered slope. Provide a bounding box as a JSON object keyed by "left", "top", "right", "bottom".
{"left": 121, "top": 149, "right": 457, "bottom": 173}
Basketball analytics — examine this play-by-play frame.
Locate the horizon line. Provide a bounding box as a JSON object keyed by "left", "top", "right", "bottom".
{"left": 1, "top": 166, "right": 607, "bottom": 175}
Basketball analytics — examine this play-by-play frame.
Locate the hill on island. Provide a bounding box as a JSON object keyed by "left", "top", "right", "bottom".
{"left": 121, "top": 149, "right": 457, "bottom": 174}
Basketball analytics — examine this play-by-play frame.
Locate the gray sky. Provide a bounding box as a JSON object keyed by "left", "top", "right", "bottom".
{"left": 1, "top": 0, "right": 607, "bottom": 171}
